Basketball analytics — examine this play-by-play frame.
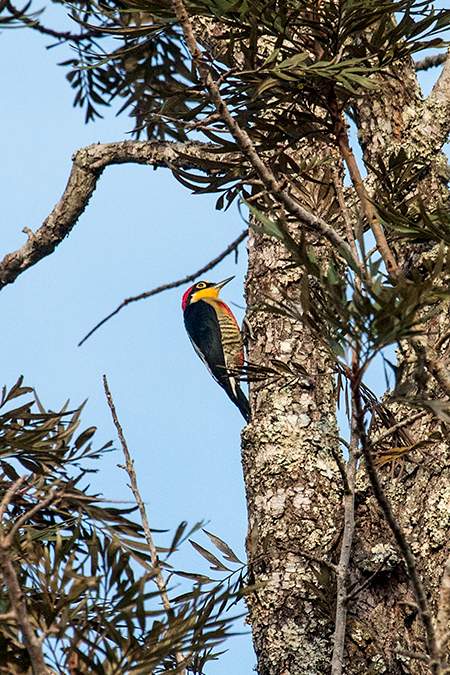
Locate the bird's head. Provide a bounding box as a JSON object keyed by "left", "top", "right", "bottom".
{"left": 182, "top": 277, "right": 234, "bottom": 311}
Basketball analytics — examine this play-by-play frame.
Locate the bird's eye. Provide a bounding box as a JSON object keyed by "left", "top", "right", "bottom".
{"left": 196, "top": 282, "right": 207, "bottom": 289}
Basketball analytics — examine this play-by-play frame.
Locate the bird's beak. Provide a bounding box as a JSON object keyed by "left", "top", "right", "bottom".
{"left": 214, "top": 276, "right": 234, "bottom": 291}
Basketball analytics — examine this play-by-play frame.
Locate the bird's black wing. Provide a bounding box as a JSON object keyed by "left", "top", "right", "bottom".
{"left": 184, "top": 300, "right": 250, "bottom": 421}
{"left": 184, "top": 300, "right": 228, "bottom": 384}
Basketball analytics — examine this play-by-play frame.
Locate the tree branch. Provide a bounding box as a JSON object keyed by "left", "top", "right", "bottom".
{"left": 436, "top": 553, "right": 450, "bottom": 662}
{"left": 331, "top": 388, "right": 358, "bottom": 675}
{"left": 353, "top": 384, "right": 441, "bottom": 675}
{"left": 3, "top": 490, "right": 58, "bottom": 549}
{"left": 345, "top": 554, "right": 392, "bottom": 604}
{"left": 330, "top": 99, "right": 397, "bottom": 274}
{"left": 0, "top": 476, "right": 26, "bottom": 524}
{"left": 4, "top": 1, "right": 97, "bottom": 42}
{"left": 0, "top": 478, "right": 56, "bottom": 675}
{"left": 170, "top": 0, "right": 362, "bottom": 274}
{"left": 0, "top": 545, "right": 55, "bottom": 675}
{"left": 418, "top": 47, "right": 450, "bottom": 152}
{"left": 371, "top": 410, "right": 426, "bottom": 446}
{"left": 78, "top": 228, "right": 248, "bottom": 345}
{"left": 0, "top": 139, "right": 228, "bottom": 291}
{"left": 415, "top": 53, "right": 447, "bottom": 72}
{"left": 103, "top": 376, "right": 187, "bottom": 674}
{"left": 331, "top": 166, "right": 360, "bottom": 267}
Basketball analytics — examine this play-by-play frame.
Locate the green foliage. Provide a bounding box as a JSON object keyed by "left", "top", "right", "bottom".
{"left": 58, "top": 0, "right": 449, "bottom": 133}
{"left": 0, "top": 380, "right": 247, "bottom": 675}
{"left": 2, "top": 0, "right": 443, "bottom": 210}
{"left": 248, "top": 197, "right": 450, "bottom": 369}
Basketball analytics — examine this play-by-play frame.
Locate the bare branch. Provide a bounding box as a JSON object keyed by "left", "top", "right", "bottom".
{"left": 0, "top": 611, "right": 15, "bottom": 620}
{"left": 330, "top": 99, "right": 397, "bottom": 274}
{"left": 345, "top": 554, "right": 392, "bottom": 603}
{"left": 419, "top": 47, "right": 450, "bottom": 151}
{"left": 79, "top": 228, "right": 248, "bottom": 345}
{"left": 0, "top": 476, "right": 26, "bottom": 524}
{"left": 353, "top": 385, "right": 442, "bottom": 675}
{"left": 103, "top": 376, "right": 187, "bottom": 674}
{"left": 331, "top": 166, "right": 360, "bottom": 267}
{"left": 170, "top": 0, "right": 362, "bottom": 273}
{"left": 0, "top": 139, "right": 228, "bottom": 291}
{"left": 329, "top": 445, "right": 350, "bottom": 494}
{"left": 393, "top": 648, "right": 430, "bottom": 663}
{"left": 372, "top": 410, "right": 426, "bottom": 446}
{"left": 4, "top": 1, "right": 97, "bottom": 42}
{"left": 3, "top": 490, "right": 58, "bottom": 549}
{"left": 331, "top": 391, "right": 358, "bottom": 675}
{"left": 0, "top": 545, "right": 55, "bottom": 675}
{"left": 415, "top": 53, "right": 447, "bottom": 72}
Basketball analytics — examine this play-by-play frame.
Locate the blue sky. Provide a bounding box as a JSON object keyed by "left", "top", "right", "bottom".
{"left": 0, "top": 12, "right": 254, "bottom": 673}
{"left": 0, "top": 7, "right": 447, "bottom": 674}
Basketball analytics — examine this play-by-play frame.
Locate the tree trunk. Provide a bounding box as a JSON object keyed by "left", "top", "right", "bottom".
{"left": 242, "top": 230, "right": 343, "bottom": 674}
{"left": 242, "top": 51, "right": 450, "bottom": 674}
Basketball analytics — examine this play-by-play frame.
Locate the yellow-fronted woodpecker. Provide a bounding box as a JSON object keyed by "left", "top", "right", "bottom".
{"left": 182, "top": 277, "right": 250, "bottom": 422}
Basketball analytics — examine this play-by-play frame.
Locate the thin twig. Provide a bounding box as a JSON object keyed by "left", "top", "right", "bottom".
{"left": 345, "top": 554, "right": 392, "bottom": 603}
{"left": 330, "top": 97, "right": 397, "bottom": 275}
{"left": 151, "top": 111, "right": 224, "bottom": 132}
{"left": 0, "top": 611, "right": 15, "bottom": 620}
{"left": 103, "top": 376, "right": 187, "bottom": 674}
{"left": 353, "top": 384, "right": 441, "bottom": 675}
{"left": 79, "top": 228, "right": 248, "bottom": 345}
{"left": 3, "top": 491, "right": 57, "bottom": 548}
{"left": 0, "top": 476, "right": 26, "bottom": 524}
{"left": 329, "top": 445, "right": 350, "bottom": 494}
{"left": 393, "top": 648, "right": 430, "bottom": 663}
{"left": 5, "top": 0, "right": 97, "bottom": 42}
{"left": 170, "top": 0, "right": 363, "bottom": 274}
{"left": 372, "top": 411, "right": 426, "bottom": 446}
{"left": 331, "top": 389, "right": 358, "bottom": 675}
{"left": 331, "top": 165, "right": 360, "bottom": 267}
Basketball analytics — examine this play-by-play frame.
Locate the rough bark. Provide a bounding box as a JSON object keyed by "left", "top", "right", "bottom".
{"left": 241, "top": 46, "right": 450, "bottom": 675}
{"left": 242, "top": 230, "right": 343, "bottom": 674}
{"left": 340, "top": 52, "right": 450, "bottom": 674}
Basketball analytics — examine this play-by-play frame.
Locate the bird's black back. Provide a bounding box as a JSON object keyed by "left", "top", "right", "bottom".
{"left": 184, "top": 299, "right": 227, "bottom": 383}
{"left": 184, "top": 299, "right": 250, "bottom": 422}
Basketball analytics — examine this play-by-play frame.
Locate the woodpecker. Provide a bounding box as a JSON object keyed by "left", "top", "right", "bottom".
{"left": 182, "top": 277, "right": 250, "bottom": 422}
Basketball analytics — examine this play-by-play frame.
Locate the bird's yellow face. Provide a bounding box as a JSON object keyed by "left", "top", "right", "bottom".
{"left": 182, "top": 277, "right": 234, "bottom": 311}
{"left": 190, "top": 281, "right": 220, "bottom": 304}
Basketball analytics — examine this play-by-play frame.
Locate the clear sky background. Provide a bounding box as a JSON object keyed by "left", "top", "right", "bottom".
{"left": 0, "top": 8, "right": 447, "bottom": 674}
